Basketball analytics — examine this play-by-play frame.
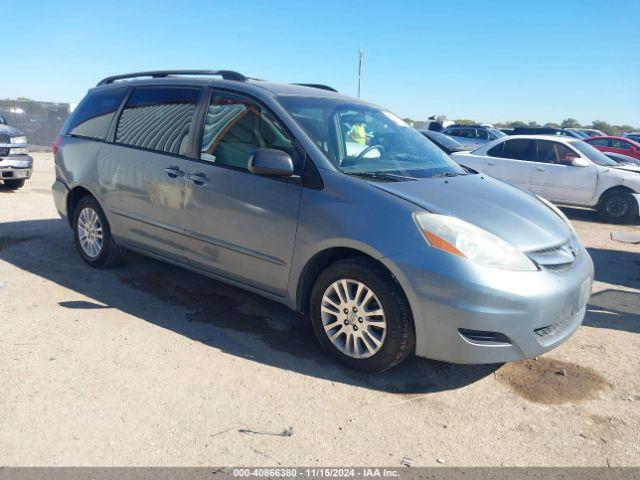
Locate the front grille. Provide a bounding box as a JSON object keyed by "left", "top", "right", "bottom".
{"left": 527, "top": 241, "right": 577, "bottom": 272}
{"left": 0, "top": 134, "right": 9, "bottom": 143}
{"left": 543, "top": 262, "right": 575, "bottom": 272}
{"left": 531, "top": 245, "right": 560, "bottom": 255}
{"left": 0, "top": 147, "right": 9, "bottom": 156}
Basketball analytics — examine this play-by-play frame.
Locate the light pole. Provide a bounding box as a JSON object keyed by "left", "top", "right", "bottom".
{"left": 357, "top": 48, "right": 365, "bottom": 99}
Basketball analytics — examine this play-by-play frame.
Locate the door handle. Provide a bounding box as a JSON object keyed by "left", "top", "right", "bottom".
{"left": 487, "top": 161, "right": 496, "bottom": 166}
{"left": 186, "top": 172, "right": 209, "bottom": 186}
{"left": 535, "top": 167, "right": 546, "bottom": 172}
{"left": 164, "top": 166, "right": 185, "bottom": 178}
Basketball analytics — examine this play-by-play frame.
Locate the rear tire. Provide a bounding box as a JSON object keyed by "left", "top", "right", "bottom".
{"left": 597, "top": 191, "right": 638, "bottom": 224}
{"left": 73, "top": 196, "right": 126, "bottom": 268}
{"left": 309, "top": 257, "right": 415, "bottom": 372}
{"left": 3, "top": 179, "right": 25, "bottom": 189}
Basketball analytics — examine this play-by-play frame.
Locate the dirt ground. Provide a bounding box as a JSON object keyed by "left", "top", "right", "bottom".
{"left": 1, "top": 153, "right": 639, "bottom": 467}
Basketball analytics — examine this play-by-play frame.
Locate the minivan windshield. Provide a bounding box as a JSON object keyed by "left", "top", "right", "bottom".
{"left": 570, "top": 140, "right": 619, "bottom": 167}
{"left": 277, "top": 95, "right": 466, "bottom": 178}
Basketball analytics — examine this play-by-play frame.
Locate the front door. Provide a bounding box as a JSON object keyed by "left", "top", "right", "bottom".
{"left": 529, "top": 140, "right": 598, "bottom": 205}
{"left": 182, "top": 90, "right": 302, "bottom": 296}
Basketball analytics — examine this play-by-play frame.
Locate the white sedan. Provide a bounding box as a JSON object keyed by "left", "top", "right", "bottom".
{"left": 452, "top": 135, "right": 640, "bottom": 223}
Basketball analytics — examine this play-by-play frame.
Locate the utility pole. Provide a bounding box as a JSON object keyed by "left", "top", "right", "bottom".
{"left": 357, "top": 48, "right": 365, "bottom": 99}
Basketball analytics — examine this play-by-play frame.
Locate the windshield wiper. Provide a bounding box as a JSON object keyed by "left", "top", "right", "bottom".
{"left": 431, "top": 171, "right": 461, "bottom": 178}
{"left": 346, "top": 171, "right": 417, "bottom": 182}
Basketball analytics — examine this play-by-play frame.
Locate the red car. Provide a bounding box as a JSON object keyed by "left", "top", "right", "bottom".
{"left": 583, "top": 135, "right": 640, "bottom": 160}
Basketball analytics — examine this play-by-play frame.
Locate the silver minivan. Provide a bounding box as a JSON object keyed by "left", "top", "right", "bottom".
{"left": 52, "top": 70, "right": 594, "bottom": 372}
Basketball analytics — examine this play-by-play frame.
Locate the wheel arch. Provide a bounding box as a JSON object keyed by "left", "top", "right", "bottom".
{"left": 295, "top": 246, "right": 409, "bottom": 316}
{"left": 597, "top": 184, "right": 637, "bottom": 205}
{"left": 66, "top": 186, "right": 97, "bottom": 226}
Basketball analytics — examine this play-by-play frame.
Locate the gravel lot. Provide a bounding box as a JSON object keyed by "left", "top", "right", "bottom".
{"left": 1, "top": 152, "right": 639, "bottom": 467}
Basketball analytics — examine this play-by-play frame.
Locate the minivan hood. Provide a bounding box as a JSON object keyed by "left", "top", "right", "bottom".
{"left": 370, "top": 174, "right": 571, "bottom": 252}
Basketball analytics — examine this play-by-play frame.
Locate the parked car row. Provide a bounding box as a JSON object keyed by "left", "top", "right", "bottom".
{"left": 623, "top": 132, "right": 640, "bottom": 143}
{"left": 452, "top": 135, "right": 640, "bottom": 223}
{"left": 503, "top": 126, "right": 605, "bottom": 139}
{"left": 428, "top": 122, "right": 640, "bottom": 224}
{"left": 0, "top": 118, "right": 32, "bottom": 190}
{"left": 51, "top": 70, "right": 594, "bottom": 373}
{"left": 585, "top": 135, "right": 640, "bottom": 160}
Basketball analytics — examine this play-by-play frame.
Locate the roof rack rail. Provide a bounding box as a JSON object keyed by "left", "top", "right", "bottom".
{"left": 97, "top": 70, "right": 247, "bottom": 86}
{"left": 292, "top": 83, "right": 338, "bottom": 92}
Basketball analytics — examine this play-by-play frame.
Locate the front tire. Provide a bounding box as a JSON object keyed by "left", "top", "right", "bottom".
{"left": 73, "top": 196, "right": 125, "bottom": 268}
{"left": 597, "top": 191, "right": 638, "bottom": 224}
{"left": 309, "top": 257, "right": 415, "bottom": 372}
{"left": 3, "top": 179, "right": 25, "bottom": 189}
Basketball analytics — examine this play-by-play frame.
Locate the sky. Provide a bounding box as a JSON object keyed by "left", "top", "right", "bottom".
{"left": 6, "top": 0, "right": 639, "bottom": 126}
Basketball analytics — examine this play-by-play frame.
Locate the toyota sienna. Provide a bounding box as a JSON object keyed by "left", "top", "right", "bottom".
{"left": 52, "top": 70, "right": 594, "bottom": 372}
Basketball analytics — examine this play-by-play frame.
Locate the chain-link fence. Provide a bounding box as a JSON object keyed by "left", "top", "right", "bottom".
{"left": 0, "top": 99, "right": 71, "bottom": 151}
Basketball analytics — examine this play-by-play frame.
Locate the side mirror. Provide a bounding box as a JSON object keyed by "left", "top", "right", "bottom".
{"left": 571, "top": 156, "right": 590, "bottom": 167}
{"left": 248, "top": 149, "right": 295, "bottom": 176}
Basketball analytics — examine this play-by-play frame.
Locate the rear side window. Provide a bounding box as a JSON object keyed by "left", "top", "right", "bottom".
{"left": 588, "top": 138, "right": 611, "bottom": 147}
{"left": 487, "top": 142, "right": 504, "bottom": 157}
{"left": 66, "top": 87, "right": 126, "bottom": 140}
{"left": 500, "top": 139, "right": 535, "bottom": 160}
{"left": 449, "top": 128, "right": 474, "bottom": 139}
{"left": 115, "top": 87, "right": 200, "bottom": 155}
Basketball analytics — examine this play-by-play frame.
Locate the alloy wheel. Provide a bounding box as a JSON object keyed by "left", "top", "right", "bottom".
{"left": 77, "top": 207, "right": 104, "bottom": 258}
{"left": 320, "top": 279, "right": 387, "bottom": 359}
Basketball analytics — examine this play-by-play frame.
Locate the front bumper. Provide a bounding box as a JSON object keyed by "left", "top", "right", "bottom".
{"left": 384, "top": 246, "right": 594, "bottom": 364}
{"left": 0, "top": 155, "right": 33, "bottom": 181}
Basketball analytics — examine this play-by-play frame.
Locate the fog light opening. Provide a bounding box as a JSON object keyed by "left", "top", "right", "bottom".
{"left": 458, "top": 328, "right": 512, "bottom": 346}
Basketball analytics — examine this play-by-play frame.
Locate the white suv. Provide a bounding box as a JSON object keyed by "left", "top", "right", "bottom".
{"left": 452, "top": 135, "right": 640, "bottom": 223}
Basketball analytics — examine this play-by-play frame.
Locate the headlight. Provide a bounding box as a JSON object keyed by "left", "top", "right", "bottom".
{"left": 10, "top": 136, "right": 27, "bottom": 144}
{"left": 413, "top": 212, "right": 537, "bottom": 271}
{"left": 9, "top": 147, "right": 27, "bottom": 155}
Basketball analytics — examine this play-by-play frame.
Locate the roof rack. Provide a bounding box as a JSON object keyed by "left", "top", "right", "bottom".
{"left": 97, "top": 70, "right": 247, "bottom": 86}
{"left": 292, "top": 83, "right": 338, "bottom": 92}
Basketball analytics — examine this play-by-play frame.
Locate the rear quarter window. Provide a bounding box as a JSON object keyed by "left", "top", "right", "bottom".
{"left": 115, "top": 87, "right": 201, "bottom": 155}
{"left": 487, "top": 142, "right": 504, "bottom": 157}
{"left": 66, "top": 87, "right": 127, "bottom": 140}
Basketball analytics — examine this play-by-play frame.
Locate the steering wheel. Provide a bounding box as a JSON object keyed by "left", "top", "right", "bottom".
{"left": 355, "top": 144, "right": 386, "bottom": 161}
